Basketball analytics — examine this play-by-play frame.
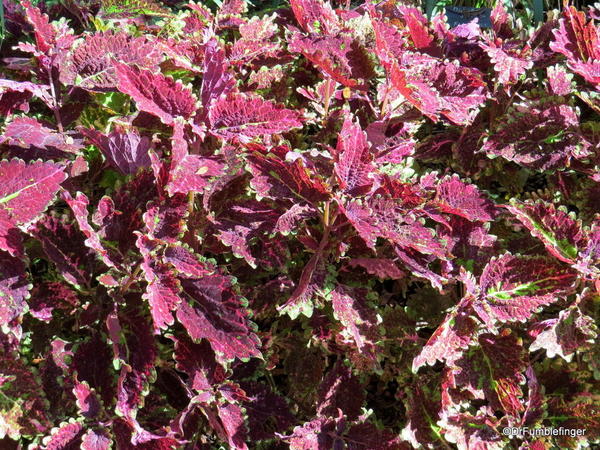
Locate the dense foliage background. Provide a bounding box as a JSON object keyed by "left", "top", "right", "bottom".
{"left": 0, "top": 0, "right": 599, "bottom": 448}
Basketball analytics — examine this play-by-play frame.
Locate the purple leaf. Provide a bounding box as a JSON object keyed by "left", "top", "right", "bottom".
{"left": 80, "top": 127, "right": 152, "bottom": 175}
{"left": 61, "top": 31, "right": 161, "bottom": 92}
{"left": 334, "top": 116, "right": 374, "bottom": 196}
{"left": 115, "top": 63, "right": 197, "bottom": 125}
{"left": 435, "top": 175, "right": 496, "bottom": 222}
{"left": 530, "top": 306, "right": 597, "bottom": 360}
{"left": 0, "top": 251, "right": 30, "bottom": 328}
{"left": 208, "top": 94, "right": 303, "bottom": 143}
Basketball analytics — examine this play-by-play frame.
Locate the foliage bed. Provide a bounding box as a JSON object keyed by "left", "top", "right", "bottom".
{"left": 0, "top": 0, "right": 599, "bottom": 448}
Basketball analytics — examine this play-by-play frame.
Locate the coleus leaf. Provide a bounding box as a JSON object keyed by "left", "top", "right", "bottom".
{"left": 289, "top": 0, "right": 340, "bottom": 35}
{"left": 278, "top": 250, "right": 327, "bottom": 319}
{"left": 0, "top": 159, "right": 66, "bottom": 256}
{"left": 164, "top": 244, "right": 261, "bottom": 362}
{"left": 143, "top": 195, "right": 188, "bottom": 244}
{"left": 80, "top": 127, "right": 152, "bottom": 175}
{"left": 61, "top": 31, "right": 162, "bottom": 92}
{"left": 230, "top": 14, "right": 281, "bottom": 65}
{"left": 81, "top": 429, "right": 112, "bottom": 450}
{"left": 28, "top": 281, "right": 79, "bottom": 322}
{"left": 20, "top": 0, "right": 75, "bottom": 58}
{"left": 246, "top": 145, "right": 329, "bottom": 204}
{"left": 114, "top": 63, "right": 197, "bottom": 126}
{"left": 482, "top": 103, "right": 581, "bottom": 170}
{"left": 0, "top": 351, "right": 52, "bottom": 439}
{"left": 334, "top": 115, "right": 374, "bottom": 196}
{"left": 211, "top": 200, "right": 280, "bottom": 268}
{"left": 504, "top": 200, "right": 584, "bottom": 263}
{"left": 434, "top": 175, "right": 496, "bottom": 222}
{"left": 70, "top": 334, "right": 115, "bottom": 405}
{"left": 173, "top": 334, "right": 226, "bottom": 392}
{"left": 288, "top": 413, "right": 402, "bottom": 450}
{"left": 378, "top": 50, "right": 488, "bottom": 125}
{"left": 481, "top": 41, "right": 533, "bottom": 85}
{"left": 0, "top": 79, "right": 53, "bottom": 110}
{"left": 42, "top": 421, "right": 85, "bottom": 449}
{"left": 530, "top": 306, "right": 597, "bottom": 361}
{"left": 288, "top": 33, "right": 374, "bottom": 90}
{"left": 0, "top": 251, "right": 30, "bottom": 328}
{"left": 240, "top": 381, "right": 295, "bottom": 441}
{"left": 173, "top": 336, "right": 249, "bottom": 448}
{"left": 447, "top": 331, "right": 527, "bottom": 416}
{"left": 550, "top": 5, "right": 600, "bottom": 86}
{"left": 522, "top": 365, "right": 545, "bottom": 427}
{"left": 167, "top": 122, "right": 224, "bottom": 196}
{"left": 401, "top": 382, "right": 443, "bottom": 448}
{"left": 2, "top": 117, "right": 82, "bottom": 159}
{"left": 275, "top": 203, "right": 316, "bottom": 234}
{"left": 73, "top": 380, "right": 102, "bottom": 419}
{"left": 137, "top": 234, "right": 182, "bottom": 331}
{"left": 331, "top": 285, "right": 380, "bottom": 361}
{"left": 62, "top": 191, "right": 118, "bottom": 269}
{"left": 30, "top": 215, "right": 97, "bottom": 289}
{"left": 347, "top": 258, "right": 404, "bottom": 280}
{"left": 574, "top": 218, "right": 600, "bottom": 279}
{"left": 437, "top": 216, "right": 497, "bottom": 276}
{"left": 397, "top": 5, "right": 435, "bottom": 51}
{"left": 317, "top": 361, "right": 364, "bottom": 420}
{"left": 440, "top": 412, "right": 504, "bottom": 450}
{"left": 208, "top": 93, "right": 303, "bottom": 143}
{"left": 115, "top": 304, "right": 158, "bottom": 435}
{"left": 475, "top": 253, "right": 577, "bottom": 329}
{"left": 92, "top": 170, "right": 156, "bottom": 256}
{"left": 200, "top": 38, "right": 235, "bottom": 111}
{"left": 413, "top": 294, "right": 479, "bottom": 371}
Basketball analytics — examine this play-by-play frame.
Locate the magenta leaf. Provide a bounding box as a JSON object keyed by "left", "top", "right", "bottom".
{"left": 0, "top": 352, "right": 52, "bottom": 438}
{"left": 0, "top": 251, "right": 30, "bottom": 328}
{"left": 413, "top": 296, "right": 478, "bottom": 370}
{"left": 504, "top": 200, "right": 584, "bottom": 263}
{"left": 317, "top": 361, "right": 364, "bottom": 420}
{"left": 247, "top": 146, "right": 329, "bottom": 204}
{"left": 81, "top": 429, "right": 112, "bottom": 450}
{"left": 0, "top": 159, "right": 66, "bottom": 256}
{"left": 550, "top": 5, "right": 600, "bottom": 85}
{"left": 137, "top": 234, "right": 182, "bottom": 331}
{"left": 115, "top": 63, "right": 197, "bottom": 125}
{"left": 448, "top": 331, "right": 527, "bottom": 416}
{"left": 288, "top": 33, "right": 374, "bottom": 90}
{"left": 331, "top": 285, "right": 380, "bottom": 360}
{"left": 434, "top": 175, "right": 496, "bottom": 222}
{"left": 143, "top": 195, "right": 188, "bottom": 243}
{"left": 334, "top": 116, "right": 374, "bottom": 196}
{"left": 347, "top": 258, "right": 404, "bottom": 280}
{"left": 73, "top": 380, "right": 102, "bottom": 419}
{"left": 200, "top": 38, "right": 235, "bottom": 110}
{"left": 2, "top": 117, "right": 82, "bottom": 160}
{"left": 475, "top": 253, "right": 577, "bottom": 329}
{"left": 0, "top": 79, "right": 53, "bottom": 110}
{"left": 62, "top": 191, "right": 117, "bottom": 268}
{"left": 61, "top": 31, "right": 161, "bottom": 92}
{"left": 289, "top": 0, "right": 339, "bottom": 34}
{"left": 211, "top": 200, "right": 280, "bottom": 268}
{"left": 208, "top": 94, "right": 303, "bottom": 143}
{"left": 162, "top": 245, "right": 261, "bottom": 362}
{"left": 80, "top": 127, "right": 151, "bottom": 175}
{"left": 43, "top": 422, "right": 85, "bottom": 449}
{"left": 483, "top": 103, "right": 581, "bottom": 170}
{"left": 28, "top": 281, "right": 79, "bottom": 322}
{"left": 530, "top": 306, "right": 597, "bottom": 360}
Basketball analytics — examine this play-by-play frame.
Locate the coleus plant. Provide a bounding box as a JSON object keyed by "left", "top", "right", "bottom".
{"left": 0, "top": 0, "right": 599, "bottom": 449}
